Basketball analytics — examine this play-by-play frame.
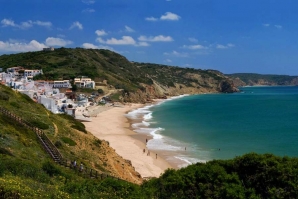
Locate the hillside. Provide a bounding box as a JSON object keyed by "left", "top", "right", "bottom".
{"left": 0, "top": 84, "right": 144, "bottom": 197}
{"left": 1, "top": 87, "right": 298, "bottom": 198}
{"left": 0, "top": 48, "right": 238, "bottom": 103}
{"left": 227, "top": 73, "right": 298, "bottom": 87}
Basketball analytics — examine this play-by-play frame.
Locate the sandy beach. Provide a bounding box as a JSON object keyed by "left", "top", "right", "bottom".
{"left": 82, "top": 103, "right": 172, "bottom": 178}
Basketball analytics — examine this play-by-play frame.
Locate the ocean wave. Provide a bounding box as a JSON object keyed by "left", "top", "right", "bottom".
{"left": 174, "top": 156, "right": 206, "bottom": 168}
{"left": 143, "top": 112, "right": 152, "bottom": 120}
{"left": 142, "top": 121, "right": 150, "bottom": 126}
{"left": 125, "top": 105, "right": 153, "bottom": 119}
{"left": 147, "top": 139, "right": 183, "bottom": 151}
{"left": 134, "top": 127, "right": 164, "bottom": 139}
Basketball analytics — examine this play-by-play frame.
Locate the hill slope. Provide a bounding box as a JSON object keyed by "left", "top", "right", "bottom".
{"left": 227, "top": 73, "right": 298, "bottom": 87}
{"left": 0, "top": 84, "right": 143, "bottom": 196}
{"left": 0, "top": 48, "right": 238, "bottom": 103}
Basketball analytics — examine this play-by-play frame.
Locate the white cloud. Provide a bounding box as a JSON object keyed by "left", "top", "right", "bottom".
{"left": 82, "top": 42, "right": 114, "bottom": 51}
{"left": 1, "top": 19, "right": 52, "bottom": 29}
{"left": 183, "top": 44, "right": 207, "bottom": 50}
{"left": 160, "top": 12, "right": 180, "bottom": 21}
{"left": 145, "top": 17, "right": 158, "bottom": 21}
{"left": 95, "top": 29, "right": 107, "bottom": 36}
{"left": 263, "top": 23, "right": 270, "bottom": 27}
{"left": 145, "top": 12, "right": 180, "bottom": 21}
{"left": 1, "top": 19, "right": 17, "bottom": 27}
{"left": 20, "top": 21, "right": 33, "bottom": 29}
{"left": 82, "top": 0, "right": 95, "bottom": 5}
{"left": 97, "top": 36, "right": 136, "bottom": 45}
{"left": 45, "top": 37, "right": 73, "bottom": 47}
{"left": 82, "top": 8, "right": 95, "bottom": 13}
{"left": 125, "top": 25, "right": 135, "bottom": 32}
{"left": 275, "top": 25, "right": 282, "bottom": 29}
{"left": 0, "top": 40, "right": 47, "bottom": 52}
{"left": 137, "top": 41, "right": 150, "bottom": 46}
{"left": 188, "top": 37, "right": 198, "bottom": 43}
{"left": 164, "top": 59, "right": 172, "bottom": 63}
{"left": 138, "top": 35, "right": 173, "bottom": 42}
{"left": 34, "top": 20, "right": 52, "bottom": 28}
{"left": 70, "top": 21, "right": 83, "bottom": 30}
{"left": 164, "top": 50, "right": 188, "bottom": 57}
{"left": 216, "top": 43, "right": 235, "bottom": 49}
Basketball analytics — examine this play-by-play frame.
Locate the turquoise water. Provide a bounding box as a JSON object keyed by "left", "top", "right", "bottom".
{"left": 126, "top": 86, "right": 298, "bottom": 167}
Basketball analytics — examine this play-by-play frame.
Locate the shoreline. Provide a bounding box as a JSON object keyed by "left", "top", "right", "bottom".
{"left": 82, "top": 103, "right": 172, "bottom": 179}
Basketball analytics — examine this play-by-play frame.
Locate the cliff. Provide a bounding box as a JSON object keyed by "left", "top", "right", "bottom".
{"left": 227, "top": 73, "right": 298, "bottom": 87}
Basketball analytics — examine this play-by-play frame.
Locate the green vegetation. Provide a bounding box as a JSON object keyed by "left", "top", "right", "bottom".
{"left": 141, "top": 153, "right": 298, "bottom": 198}
{"left": 0, "top": 48, "right": 235, "bottom": 103}
{"left": 61, "top": 137, "right": 77, "bottom": 146}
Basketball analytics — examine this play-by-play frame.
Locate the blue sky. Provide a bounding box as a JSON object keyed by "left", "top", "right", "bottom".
{"left": 0, "top": 0, "right": 297, "bottom": 75}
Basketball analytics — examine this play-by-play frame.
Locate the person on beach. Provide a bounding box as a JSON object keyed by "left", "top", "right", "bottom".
{"left": 185, "top": 147, "right": 186, "bottom": 151}
{"left": 143, "top": 148, "right": 145, "bottom": 153}
{"left": 156, "top": 154, "right": 157, "bottom": 159}
{"left": 146, "top": 138, "right": 148, "bottom": 143}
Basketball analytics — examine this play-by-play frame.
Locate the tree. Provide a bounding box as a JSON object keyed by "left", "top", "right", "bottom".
{"left": 98, "top": 88, "right": 104, "bottom": 94}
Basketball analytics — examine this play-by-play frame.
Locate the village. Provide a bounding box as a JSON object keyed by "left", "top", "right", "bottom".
{"left": 0, "top": 66, "right": 113, "bottom": 122}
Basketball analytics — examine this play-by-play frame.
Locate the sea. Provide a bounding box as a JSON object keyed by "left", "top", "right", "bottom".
{"left": 125, "top": 86, "right": 298, "bottom": 168}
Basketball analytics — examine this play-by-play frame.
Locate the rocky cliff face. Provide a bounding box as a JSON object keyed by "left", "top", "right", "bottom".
{"left": 227, "top": 73, "right": 298, "bottom": 87}
{"left": 122, "top": 76, "right": 239, "bottom": 103}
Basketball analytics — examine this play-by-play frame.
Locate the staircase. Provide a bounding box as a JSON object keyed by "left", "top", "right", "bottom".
{"left": 0, "top": 107, "right": 131, "bottom": 182}
{"left": 0, "top": 107, "right": 63, "bottom": 163}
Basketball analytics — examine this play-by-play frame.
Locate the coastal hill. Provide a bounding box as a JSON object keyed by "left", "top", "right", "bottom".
{"left": 1, "top": 49, "right": 298, "bottom": 197}
{"left": 0, "top": 48, "right": 238, "bottom": 103}
{"left": 227, "top": 73, "right": 298, "bottom": 87}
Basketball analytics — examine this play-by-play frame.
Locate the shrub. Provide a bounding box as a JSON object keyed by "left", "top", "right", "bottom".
{"left": 54, "top": 140, "right": 62, "bottom": 148}
{"left": 42, "top": 161, "right": 61, "bottom": 177}
{"left": 93, "top": 139, "right": 102, "bottom": 147}
{"left": 71, "top": 122, "right": 87, "bottom": 134}
{"left": 61, "top": 137, "right": 76, "bottom": 146}
{"left": 0, "top": 147, "right": 14, "bottom": 156}
{"left": 9, "top": 101, "right": 21, "bottom": 108}
{"left": 29, "top": 120, "right": 49, "bottom": 130}
{"left": 0, "top": 92, "right": 9, "bottom": 101}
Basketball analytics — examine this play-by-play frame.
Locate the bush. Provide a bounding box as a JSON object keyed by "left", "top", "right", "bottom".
{"left": 9, "top": 101, "right": 21, "bottom": 108}
{"left": 54, "top": 140, "right": 62, "bottom": 148}
{"left": 61, "top": 137, "right": 76, "bottom": 146}
{"left": 0, "top": 92, "right": 9, "bottom": 101}
{"left": 29, "top": 120, "right": 49, "bottom": 130}
{"left": 42, "top": 161, "right": 61, "bottom": 177}
{"left": 71, "top": 122, "right": 87, "bottom": 134}
{"left": 0, "top": 147, "right": 14, "bottom": 156}
{"left": 93, "top": 139, "right": 101, "bottom": 147}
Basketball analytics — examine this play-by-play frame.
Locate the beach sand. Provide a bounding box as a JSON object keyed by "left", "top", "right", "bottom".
{"left": 82, "top": 103, "right": 172, "bottom": 178}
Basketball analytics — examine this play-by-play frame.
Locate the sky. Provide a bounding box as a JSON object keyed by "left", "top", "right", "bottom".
{"left": 0, "top": 0, "right": 298, "bottom": 75}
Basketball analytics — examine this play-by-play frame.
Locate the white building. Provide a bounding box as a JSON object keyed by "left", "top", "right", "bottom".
{"left": 74, "top": 77, "right": 95, "bottom": 89}
{"left": 53, "top": 80, "right": 71, "bottom": 88}
{"left": 43, "top": 47, "right": 55, "bottom": 51}
{"left": 24, "top": 69, "right": 43, "bottom": 78}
